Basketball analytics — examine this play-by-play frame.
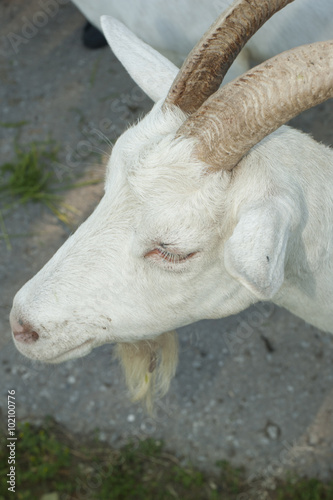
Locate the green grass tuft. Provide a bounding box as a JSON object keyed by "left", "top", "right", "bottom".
{"left": 0, "top": 141, "right": 60, "bottom": 208}
{"left": 0, "top": 140, "right": 103, "bottom": 246}
{"left": 275, "top": 476, "right": 333, "bottom": 500}
{"left": 0, "top": 120, "right": 29, "bottom": 128}
{"left": 1, "top": 418, "right": 332, "bottom": 500}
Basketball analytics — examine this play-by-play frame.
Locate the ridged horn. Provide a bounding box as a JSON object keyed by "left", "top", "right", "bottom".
{"left": 178, "top": 41, "right": 333, "bottom": 171}
{"left": 163, "top": 0, "right": 294, "bottom": 114}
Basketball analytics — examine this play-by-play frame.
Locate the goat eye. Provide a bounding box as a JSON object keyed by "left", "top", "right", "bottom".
{"left": 144, "top": 246, "right": 196, "bottom": 264}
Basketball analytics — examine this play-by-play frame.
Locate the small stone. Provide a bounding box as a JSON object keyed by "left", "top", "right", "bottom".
{"left": 127, "top": 414, "right": 135, "bottom": 423}
{"left": 209, "top": 480, "right": 217, "bottom": 490}
{"left": 265, "top": 423, "right": 280, "bottom": 440}
{"left": 308, "top": 432, "right": 319, "bottom": 446}
{"left": 99, "top": 431, "right": 107, "bottom": 441}
{"left": 234, "top": 356, "right": 244, "bottom": 364}
{"left": 67, "top": 375, "right": 76, "bottom": 384}
{"left": 259, "top": 436, "right": 270, "bottom": 446}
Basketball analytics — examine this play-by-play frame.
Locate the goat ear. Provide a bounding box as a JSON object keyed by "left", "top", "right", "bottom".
{"left": 224, "top": 202, "right": 292, "bottom": 300}
{"left": 101, "top": 16, "right": 178, "bottom": 102}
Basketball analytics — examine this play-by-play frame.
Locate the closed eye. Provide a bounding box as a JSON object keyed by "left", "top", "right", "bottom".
{"left": 144, "top": 244, "right": 197, "bottom": 264}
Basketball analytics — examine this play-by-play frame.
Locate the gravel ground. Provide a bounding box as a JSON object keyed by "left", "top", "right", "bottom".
{"left": 1, "top": 0, "right": 333, "bottom": 486}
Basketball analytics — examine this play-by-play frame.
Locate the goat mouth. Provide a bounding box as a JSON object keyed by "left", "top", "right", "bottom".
{"left": 45, "top": 339, "right": 95, "bottom": 364}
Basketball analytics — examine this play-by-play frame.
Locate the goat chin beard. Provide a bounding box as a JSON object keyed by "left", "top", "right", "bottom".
{"left": 115, "top": 331, "right": 179, "bottom": 414}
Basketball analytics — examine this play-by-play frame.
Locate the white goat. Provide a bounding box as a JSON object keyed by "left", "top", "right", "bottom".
{"left": 10, "top": 0, "right": 333, "bottom": 407}
{"left": 72, "top": 0, "right": 333, "bottom": 73}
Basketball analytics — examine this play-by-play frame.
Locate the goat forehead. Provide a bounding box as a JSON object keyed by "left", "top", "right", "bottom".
{"left": 104, "top": 103, "right": 231, "bottom": 233}
{"left": 127, "top": 134, "right": 223, "bottom": 200}
{"left": 107, "top": 100, "right": 200, "bottom": 179}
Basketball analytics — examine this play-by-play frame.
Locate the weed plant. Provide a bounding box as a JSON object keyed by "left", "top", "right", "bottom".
{"left": 1, "top": 418, "right": 333, "bottom": 500}
{"left": 0, "top": 140, "right": 102, "bottom": 248}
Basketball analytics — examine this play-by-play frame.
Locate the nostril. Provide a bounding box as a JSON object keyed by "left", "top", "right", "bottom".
{"left": 10, "top": 317, "right": 39, "bottom": 344}
{"left": 13, "top": 330, "right": 39, "bottom": 344}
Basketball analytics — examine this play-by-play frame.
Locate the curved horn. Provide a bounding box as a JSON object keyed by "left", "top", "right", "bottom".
{"left": 178, "top": 41, "right": 333, "bottom": 170}
{"left": 163, "top": 0, "right": 294, "bottom": 114}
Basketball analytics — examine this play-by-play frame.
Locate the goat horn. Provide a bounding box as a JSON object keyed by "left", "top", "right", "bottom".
{"left": 163, "top": 0, "right": 294, "bottom": 114}
{"left": 178, "top": 41, "right": 333, "bottom": 171}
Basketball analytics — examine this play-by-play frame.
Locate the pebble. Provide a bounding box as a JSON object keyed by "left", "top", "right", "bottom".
{"left": 308, "top": 432, "right": 319, "bottom": 446}
{"left": 266, "top": 423, "right": 280, "bottom": 440}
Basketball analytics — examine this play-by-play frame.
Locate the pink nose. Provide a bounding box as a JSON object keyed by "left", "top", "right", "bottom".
{"left": 11, "top": 318, "right": 39, "bottom": 344}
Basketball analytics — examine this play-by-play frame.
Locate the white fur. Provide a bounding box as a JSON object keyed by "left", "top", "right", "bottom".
{"left": 73, "top": 0, "right": 333, "bottom": 76}
{"left": 10, "top": 7, "right": 333, "bottom": 403}
{"left": 100, "top": 16, "right": 178, "bottom": 101}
